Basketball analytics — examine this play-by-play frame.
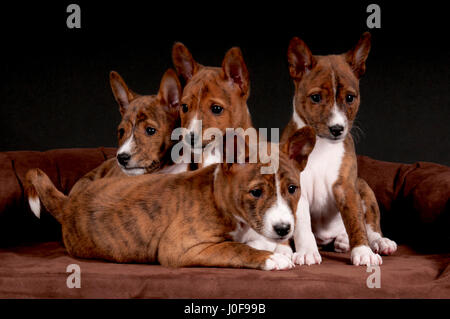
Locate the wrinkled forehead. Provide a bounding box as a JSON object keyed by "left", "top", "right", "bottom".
{"left": 183, "top": 67, "right": 230, "bottom": 102}
{"left": 303, "top": 55, "right": 358, "bottom": 91}
{"left": 122, "top": 96, "right": 165, "bottom": 125}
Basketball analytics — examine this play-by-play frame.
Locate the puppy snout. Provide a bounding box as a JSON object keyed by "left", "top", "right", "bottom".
{"left": 329, "top": 125, "right": 344, "bottom": 137}
{"left": 117, "top": 153, "right": 131, "bottom": 166}
{"left": 273, "top": 223, "right": 291, "bottom": 237}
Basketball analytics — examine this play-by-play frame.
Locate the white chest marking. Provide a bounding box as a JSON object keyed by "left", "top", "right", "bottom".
{"left": 294, "top": 111, "right": 347, "bottom": 245}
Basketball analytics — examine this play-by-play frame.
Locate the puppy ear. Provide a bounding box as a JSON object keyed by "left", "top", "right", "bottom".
{"left": 110, "top": 71, "right": 138, "bottom": 116}
{"left": 158, "top": 68, "right": 181, "bottom": 115}
{"left": 287, "top": 36, "right": 316, "bottom": 80}
{"left": 172, "top": 42, "right": 199, "bottom": 82}
{"left": 345, "top": 32, "right": 371, "bottom": 78}
{"left": 281, "top": 126, "right": 316, "bottom": 171}
{"left": 222, "top": 47, "right": 250, "bottom": 97}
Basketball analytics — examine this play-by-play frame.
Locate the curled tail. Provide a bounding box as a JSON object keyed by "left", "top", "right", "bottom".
{"left": 24, "top": 168, "right": 67, "bottom": 223}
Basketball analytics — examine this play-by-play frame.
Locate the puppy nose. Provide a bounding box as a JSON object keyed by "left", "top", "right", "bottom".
{"left": 273, "top": 223, "right": 291, "bottom": 237}
{"left": 329, "top": 125, "right": 344, "bottom": 137}
{"left": 117, "top": 153, "right": 131, "bottom": 166}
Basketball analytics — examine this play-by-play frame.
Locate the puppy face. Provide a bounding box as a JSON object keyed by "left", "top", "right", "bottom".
{"left": 172, "top": 43, "right": 251, "bottom": 147}
{"left": 216, "top": 127, "right": 316, "bottom": 242}
{"left": 288, "top": 33, "right": 371, "bottom": 141}
{"left": 111, "top": 69, "right": 181, "bottom": 175}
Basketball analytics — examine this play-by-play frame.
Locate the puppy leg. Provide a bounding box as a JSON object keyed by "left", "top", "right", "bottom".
{"left": 334, "top": 231, "right": 350, "bottom": 253}
{"left": 178, "top": 241, "right": 294, "bottom": 270}
{"left": 292, "top": 196, "right": 321, "bottom": 265}
{"left": 357, "top": 178, "right": 397, "bottom": 255}
{"left": 333, "top": 181, "right": 382, "bottom": 266}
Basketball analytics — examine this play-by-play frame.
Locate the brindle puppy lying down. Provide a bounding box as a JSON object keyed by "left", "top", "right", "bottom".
{"left": 25, "top": 127, "right": 316, "bottom": 270}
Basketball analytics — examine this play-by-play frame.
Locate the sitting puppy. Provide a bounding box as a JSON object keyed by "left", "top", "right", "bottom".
{"left": 29, "top": 69, "right": 181, "bottom": 218}
{"left": 25, "top": 127, "right": 316, "bottom": 270}
{"left": 282, "top": 33, "right": 397, "bottom": 266}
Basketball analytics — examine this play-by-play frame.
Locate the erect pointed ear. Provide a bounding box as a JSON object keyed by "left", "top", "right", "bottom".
{"left": 345, "top": 32, "right": 371, "bottom": 78}
{"left": 172, "top": 42, "right": 199, "bottom": 82}
{"left": 110, "top": 71, "right": 138, "bottom": 116}
{"left": 287, "top": 36, "right": 316, "bottom": 80}
{"left": 158, "top": 68, "right": 181, "bottom": 115}
{"left": 221, "top": 47, "right": 250, "bottom": 97}
{"left": 281, "top": 126, "right": 316, "bottom": 171}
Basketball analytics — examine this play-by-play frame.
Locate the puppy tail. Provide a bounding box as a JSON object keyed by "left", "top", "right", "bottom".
{"left": 24, "top": 168, "right": 67, "bottom": 223}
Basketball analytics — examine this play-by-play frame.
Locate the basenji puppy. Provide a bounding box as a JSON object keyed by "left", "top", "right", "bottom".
{"left": 171, "top": 43, "right": 295, "bottom": 256}
{"left": 25, "top": 127, "right": 316, "bottom": 270}
{"left": 171, "top": 42, "right": 253, "bottom": 169}
{"left": 29, "top": 69, "right": 181, "bottom": 218}
{"left": 281, "top": 32, "right": 397, "bottom": 266}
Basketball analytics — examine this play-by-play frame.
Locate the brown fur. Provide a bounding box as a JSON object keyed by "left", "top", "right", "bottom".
{"left": 283, "top": 32, "right": 390, "bottom": 252}
{"left": 69, "top": 69, "right": 181, "bottom": 195}
{"left": 172, "top": 43, "right": 252, "bottom": 149}
{"left": 25, "top": 128, "right": 315, "bottom": 270}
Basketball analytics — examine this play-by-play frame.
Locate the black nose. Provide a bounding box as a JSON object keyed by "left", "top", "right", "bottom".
{"left": 273, "top": 223, "right": 291, "bottom": 237}
{"left": 117, "top": 153, "right": 131, "bottom": 166}
{"left": 329, "top": 125, "right": 344, "bottom": 137}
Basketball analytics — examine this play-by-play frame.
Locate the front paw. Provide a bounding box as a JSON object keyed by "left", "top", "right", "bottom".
{"left": 334, "top": 232, "right": 350, "bottom": 253}
{"left": 292, "top": 249, "right": 322, "bottom": 266}
{"left": 263, "top": 253, "right": 295, "bottom": 271}
{"left": 275, "top": 244, "right": 293, "bottom": 258}
{"left": 370, "top": 237, "right": 397, "bottom": 255}
{"left": 351, "top": 245, "right": 382, "bottom": 266}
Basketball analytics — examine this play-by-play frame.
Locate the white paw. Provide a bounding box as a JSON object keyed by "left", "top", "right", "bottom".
{"left": 370, "top": 237, "right": 397, "bottom": 255}
{"left": 247, "top": 239, "right": 277, "bottom": 252}
{"left": 351, "top": 245, "right": 382, "bottom": 266}
{"left": 334, "top": 232, "right": 350, "bottom": 253}
{"left": 263, "top": 253, "right": 295, "bottom": 271}
{"left": 274, "top": 244, "right": 293, "bottom": 258}
{"left": 292, "top": 249, "right": 322, "bottom": 266}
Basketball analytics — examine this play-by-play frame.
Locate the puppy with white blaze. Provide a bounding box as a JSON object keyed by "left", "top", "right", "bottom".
{"left": 281, "top": 32, "right": 397, "bottom": 266}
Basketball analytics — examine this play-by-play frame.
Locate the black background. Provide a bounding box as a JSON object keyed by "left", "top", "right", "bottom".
{"left": 1, "top": 1, "right": 449, "bottom": 166}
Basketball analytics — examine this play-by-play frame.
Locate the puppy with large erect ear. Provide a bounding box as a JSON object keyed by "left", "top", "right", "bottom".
{"left": 27, "top": 69, "right": 182, "bottom": 219}
{"left": 282, "top": 32, "right": 396, "bottom": 267}
{"left": 171, "top": 42, "right": 252, "bottom": 160}
{"left": 24, "top": 126, "right": 316, "bottom": 270}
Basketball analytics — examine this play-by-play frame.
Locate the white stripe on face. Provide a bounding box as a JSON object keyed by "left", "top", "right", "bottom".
{"left": 117, "top": 134, "right": 135, "bottom": 156}
{"left": 262, "top": 175, "right": 295, "bottom": 240}
{"left": 186, "top": 114, "right": 201, "bottom": 136}
{"left": 328, "top": 103, "right": 347, "bottom": 128}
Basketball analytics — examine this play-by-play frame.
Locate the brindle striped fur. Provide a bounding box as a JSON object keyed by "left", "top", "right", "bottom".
{"left": 25, "top": 127, "right": 315, "bottom": 269}
{"left": 172, "top": 43, "right": 252, "bottom": 147}
{"left": 282, "top": 32, "right": 386, "bottom": 250}
{"left": 69, "top": 69, "right": 181, "bottom": 195}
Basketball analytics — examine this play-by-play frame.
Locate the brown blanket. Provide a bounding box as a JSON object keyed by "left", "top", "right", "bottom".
{"left": 0, "top": 241, "right": 448, "bottom": 298}
{"left": 0, "top": 148, "right": 448, "bottom": 298}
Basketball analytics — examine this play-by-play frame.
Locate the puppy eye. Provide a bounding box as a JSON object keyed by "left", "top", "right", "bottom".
{"left": 346, "top": 94, "right": 355, "bottom": 104}
{"left": 250, "top": 189, "right": 262, "bottom": 198}
{"left": 211, "top": 104, "right": 223, "bottom": 115}
{"left": 145, "top": 127, "right": 156, "bottom": 136}
{"left": 118, "top": 128, "right": 125, "bottom": 139}
{"left": 288, "top": 185, "right": 298, "bottom": 194}
{"left": 182, "top": 104, "right": 189, "bottom": 113}
{"left": 310, "top": 94, "right": 321, "bottom": 103}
